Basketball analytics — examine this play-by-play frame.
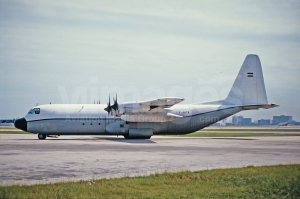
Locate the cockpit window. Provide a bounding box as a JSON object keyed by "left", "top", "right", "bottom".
{"left": 35, "top": 108, "right": 40, "bottom": 114}
{"left": 28, "top": 108, "right": 40, "bottom": 114}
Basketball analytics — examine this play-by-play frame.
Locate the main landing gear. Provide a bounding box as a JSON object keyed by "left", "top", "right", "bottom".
{"left": 38, "top": 133, "right": 46, "bottom": 140}
{"left": 123, "top": 135, "right": 151, "bottom": 139}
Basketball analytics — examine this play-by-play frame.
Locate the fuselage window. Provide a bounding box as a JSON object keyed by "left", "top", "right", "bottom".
{"left": 98, "top": 123, "right": 101, "bottom": 125}
{"left": 28, "top": 109, "right": 34, "bottom": 114}
{"left": 120, "top": 124, "right": 124, "bottom": 128}
{"left": 82, "top": 123, "right": 85, "bottom": 125}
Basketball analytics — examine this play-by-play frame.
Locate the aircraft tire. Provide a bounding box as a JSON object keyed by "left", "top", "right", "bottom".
{"left": 38, "top": 133, "right": 46, "bottom": 140}
{"left": 123, "top": 135, "right": 151, "bottom": 139}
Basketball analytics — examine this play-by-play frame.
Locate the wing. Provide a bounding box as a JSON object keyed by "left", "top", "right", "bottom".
{"left": 117, "top": 97, "right": 184, "bottom": 122}
{"left": 119, "top": 97, "right": 184, "bottom": 114}
{"left": 139, "top": 97, "right": 184, "bottom": 109}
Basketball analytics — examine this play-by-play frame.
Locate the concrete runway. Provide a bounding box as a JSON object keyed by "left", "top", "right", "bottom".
{"left": 1, "top": 134, "right": 300, "bottom": 185}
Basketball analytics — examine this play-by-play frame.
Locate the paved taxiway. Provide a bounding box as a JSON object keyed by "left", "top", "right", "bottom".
{"left": 1, "top": 134, "right": 300, "bottom": 185}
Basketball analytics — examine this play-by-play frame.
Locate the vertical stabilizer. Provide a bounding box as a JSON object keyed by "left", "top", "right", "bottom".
{"left": 225, "top": 54, "right": 268, "bottom": 105}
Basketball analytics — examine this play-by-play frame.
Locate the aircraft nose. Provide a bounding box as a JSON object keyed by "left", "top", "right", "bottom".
{"left": 14, "top": 118, "right": 27, "bottom": 132}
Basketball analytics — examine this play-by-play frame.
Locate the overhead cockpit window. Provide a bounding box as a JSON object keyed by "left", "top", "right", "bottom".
{"left": 34, "top": 108, "right": 40, "bottom": 114}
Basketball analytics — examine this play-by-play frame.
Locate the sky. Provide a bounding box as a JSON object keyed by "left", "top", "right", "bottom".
{"left": 0, "top": 0, "right": 300, "bottom": 121}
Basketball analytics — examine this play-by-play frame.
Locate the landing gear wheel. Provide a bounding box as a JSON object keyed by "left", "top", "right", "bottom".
{"left": 123, "top": 135, "right": 151, "bottom": 139}
{"left": 38, "top": 133, "right": 46, "bottom": 140}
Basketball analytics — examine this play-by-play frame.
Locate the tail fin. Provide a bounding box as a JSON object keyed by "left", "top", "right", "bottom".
{"left": 225, "top": 54, "right": 268, "bottom": 105}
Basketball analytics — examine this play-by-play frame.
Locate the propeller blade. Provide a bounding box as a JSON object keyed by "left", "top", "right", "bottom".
{"left": 104, "top": 95, "right": 112, "bottom": 115}
{"left": 111, "top": 93, "right": 119, "bottom": 112}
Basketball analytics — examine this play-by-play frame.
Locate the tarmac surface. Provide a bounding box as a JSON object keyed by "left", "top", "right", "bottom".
{"left": 1, "top": 134, "right": 300, "bottom": 185}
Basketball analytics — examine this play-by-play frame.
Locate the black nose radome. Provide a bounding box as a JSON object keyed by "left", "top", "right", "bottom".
{"left": 15, "top": 118, "right": 27, "bottom": 132}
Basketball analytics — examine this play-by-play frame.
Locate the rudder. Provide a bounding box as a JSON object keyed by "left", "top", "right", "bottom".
{"left": 225, "top": 54, "right": 268, "bottom": 105}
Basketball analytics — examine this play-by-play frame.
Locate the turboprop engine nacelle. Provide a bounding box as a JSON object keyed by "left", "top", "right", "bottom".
{"left": 105, "top": 121, "right": 129, "bottom": 134}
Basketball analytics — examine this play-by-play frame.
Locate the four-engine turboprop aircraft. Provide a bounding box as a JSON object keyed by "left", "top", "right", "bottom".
{"left": 15, "top": 55, "right": 278, "bottom": 139}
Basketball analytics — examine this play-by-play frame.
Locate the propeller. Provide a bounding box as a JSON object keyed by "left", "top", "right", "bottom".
{"left": 111, "top": 94, "right": 119, "bottom": 113}
{"left": 104, "top": 94, "right": 119, "bottom": 116}
{"left": 104, "top": 95, "right": 112, "bottom": 115}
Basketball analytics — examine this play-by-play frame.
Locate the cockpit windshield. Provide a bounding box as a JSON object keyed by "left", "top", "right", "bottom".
{"left": 28, "top": 108, "right": 40, "bottom": 114}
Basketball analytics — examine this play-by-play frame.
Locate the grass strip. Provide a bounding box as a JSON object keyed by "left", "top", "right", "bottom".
{"left": 0, "top": 164, "right": 299, "bottom": 199}
{"left": 0, "top": 131, "right": 28, "bottom": 134}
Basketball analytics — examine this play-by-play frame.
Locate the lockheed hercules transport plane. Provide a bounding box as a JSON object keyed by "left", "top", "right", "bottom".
{"left": 15, "top": 55, "right": 278, "bottom": 139}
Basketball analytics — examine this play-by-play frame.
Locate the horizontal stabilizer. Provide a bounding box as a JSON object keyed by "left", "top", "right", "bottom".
{"left": 166, "top": 112, "right": 183, "bottom": 118}
{"left": 241, "top": 104, "right": 279, "bottom": 110}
